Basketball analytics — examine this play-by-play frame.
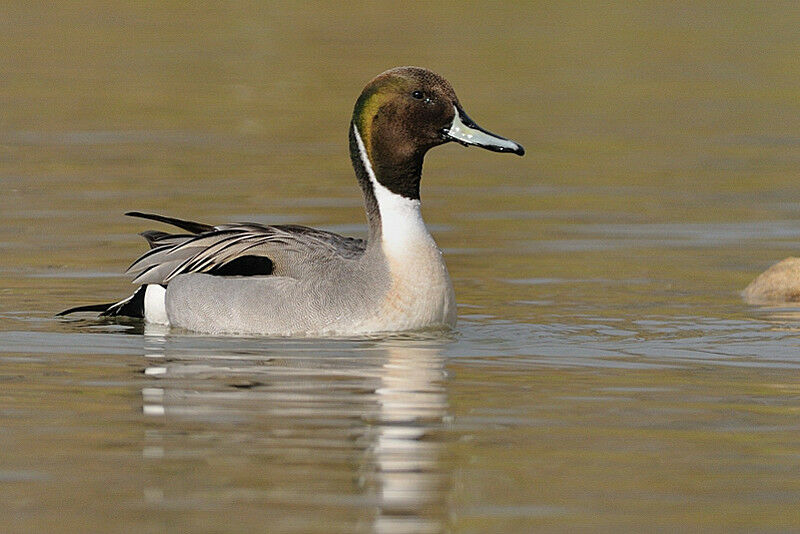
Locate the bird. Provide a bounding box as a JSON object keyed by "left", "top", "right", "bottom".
{"left": 58, "top": 66, "right": 525, "bottom": 335}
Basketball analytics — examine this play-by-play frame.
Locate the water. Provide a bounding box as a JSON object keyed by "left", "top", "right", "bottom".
{"left": 3, "top": 2, "right": 800, "bottom": 532}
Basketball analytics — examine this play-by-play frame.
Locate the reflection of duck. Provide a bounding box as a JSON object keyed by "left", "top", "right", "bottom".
{"left": 59, "top": 67, "right": 524, "bottom": 336}
{"left": 140, "top": 332, "right": 450, "bottom": 531}
{"left": 369, "top": 345, "right": 448, "bottom": 532}
{"left": 743, "top": 257, "right": 800, "bottom": 305}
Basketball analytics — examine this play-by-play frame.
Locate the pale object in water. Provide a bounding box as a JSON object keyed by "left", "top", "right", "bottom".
{"left": 742, "top": 257, "right": 800, "bottom": 304}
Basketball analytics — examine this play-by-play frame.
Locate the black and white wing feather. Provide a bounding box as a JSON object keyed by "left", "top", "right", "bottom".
{"left": 125, "top": 212, "right": 367, "bottom": 285}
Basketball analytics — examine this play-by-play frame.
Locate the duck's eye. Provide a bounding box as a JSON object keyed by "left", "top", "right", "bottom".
{"left": 411, "top": 90, "right": 424, "bottom": 100}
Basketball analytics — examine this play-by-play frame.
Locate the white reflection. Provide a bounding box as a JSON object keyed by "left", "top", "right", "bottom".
{"left": 141, "top": 325, "right": 168, "bottom": 510}
{"left": 142, "top": 324, "right": 167, "bottom": 418}
{"left": 371, "top": 346, "right": 448, "bottom": 533}
{"left": 142, "top": 404, "right": 165, "bottom": 416}
{"left": 138, "top": 334, "right": 450, "bottom": 532}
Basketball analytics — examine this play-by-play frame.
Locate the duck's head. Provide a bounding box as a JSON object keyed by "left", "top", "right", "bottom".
{"left": 351, "top": 66, "right": 524, "bottom": 200}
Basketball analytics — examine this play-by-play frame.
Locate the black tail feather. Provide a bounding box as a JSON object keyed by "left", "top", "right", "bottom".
{"left": 125, "top": 211, "right": 213, "bottom": 234}
{"left": 57, "top": 286, "right": 147, "bottom": 319}
{"left": 56, "top": 302, "right": 117, "bottom": 316}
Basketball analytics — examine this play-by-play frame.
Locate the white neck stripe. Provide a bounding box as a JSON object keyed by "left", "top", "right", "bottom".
{"left": 352, "top": 124, "right": 432, "bottom": 251}
{"left": 353, "top": 123, "right": 379, "bottom": 189}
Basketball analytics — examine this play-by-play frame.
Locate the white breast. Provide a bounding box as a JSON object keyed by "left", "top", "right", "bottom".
{"left": 353, "top": 125, "right": 456, "bottom": 330}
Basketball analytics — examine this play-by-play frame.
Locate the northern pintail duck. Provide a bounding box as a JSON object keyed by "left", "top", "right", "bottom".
{"left": 59, "top": 66, "right": 524, "bottom": 335}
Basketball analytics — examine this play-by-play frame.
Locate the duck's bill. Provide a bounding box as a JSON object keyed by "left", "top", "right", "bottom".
{"left": 442, "top": 105, "right": 525, "bottom": 156}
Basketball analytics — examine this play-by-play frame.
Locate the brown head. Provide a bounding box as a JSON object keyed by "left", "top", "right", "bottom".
{"left": 350, "top": 66, "right": 524, "bottom": 201}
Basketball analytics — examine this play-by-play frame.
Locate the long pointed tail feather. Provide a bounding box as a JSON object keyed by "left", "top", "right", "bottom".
{"left": 125, "top": 211, "right": 213, "bottom": 234}
{"left": 57, "top": 286, "right": 147, "bottom": 318}
{"left": 56, "top": 302, "right": 118, "bottom": 316}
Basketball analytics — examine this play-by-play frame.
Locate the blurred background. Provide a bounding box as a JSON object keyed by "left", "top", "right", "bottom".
{"left": 2, "top": 2, "right": 800, "bottom": 533}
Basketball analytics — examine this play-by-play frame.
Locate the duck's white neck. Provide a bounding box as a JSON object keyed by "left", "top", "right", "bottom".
{"left": 352, "top": 125, "right": 435, "bottom": 254}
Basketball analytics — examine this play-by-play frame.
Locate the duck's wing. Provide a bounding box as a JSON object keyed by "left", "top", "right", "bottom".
{"left": 125, "top": 212, "right": 367, "bottom": 285}
{"left": 57, "top": 212, "right": 366, "bottom": 318}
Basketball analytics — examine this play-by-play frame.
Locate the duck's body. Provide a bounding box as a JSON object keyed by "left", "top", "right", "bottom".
{"left": 154, "top": 185, "right": 455, "bottom": 335}
{"left": 59, "top": 67, "right": 523, "bottom": 335}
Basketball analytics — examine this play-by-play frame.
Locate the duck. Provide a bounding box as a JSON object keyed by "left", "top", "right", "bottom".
{"left": 58, "top": 66, "right": 524, "bottom": 335}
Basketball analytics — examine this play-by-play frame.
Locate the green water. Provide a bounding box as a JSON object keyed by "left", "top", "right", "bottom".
{"left": 2, "top": 2, "right": 800, "bottom": 532}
